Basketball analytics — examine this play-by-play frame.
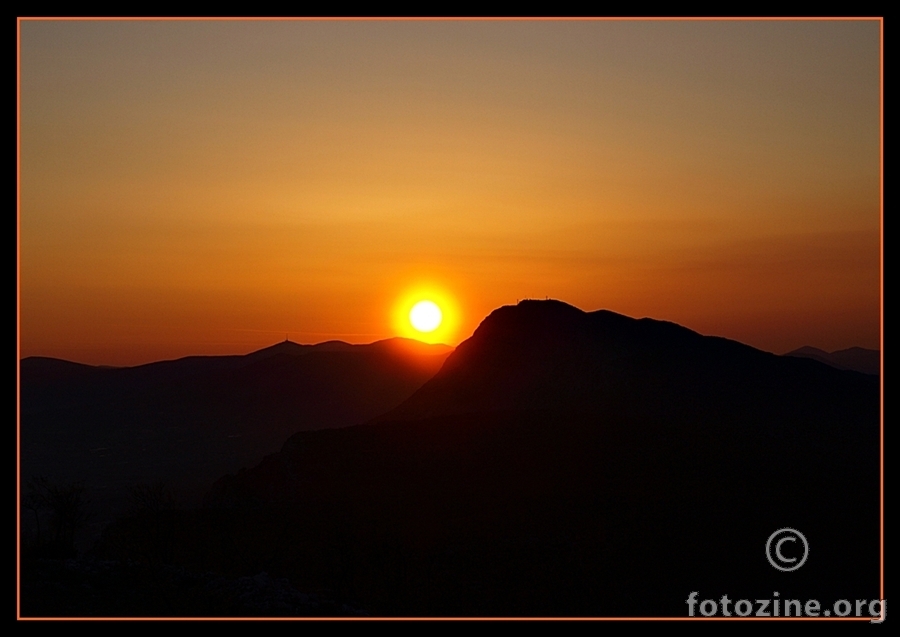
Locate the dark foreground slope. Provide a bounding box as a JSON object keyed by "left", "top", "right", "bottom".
{"left": 97, "top": 301, "right": 879, "bottom": 616}
{"left": 20, "top": 338, "right": 451, "bottom": 535}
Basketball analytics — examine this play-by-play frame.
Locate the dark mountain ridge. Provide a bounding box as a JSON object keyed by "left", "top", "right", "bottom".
{"left": 22, "top": 338, "right": 451, "bottom": 413}
{"left": 194, "top": 301, "right": 879, "bottom": 616}
{"left": 20, "top": 337, "right": 453, "bottom": 539}
{"left": 378, "top": 300, "right": 874, "bottom": 424}
{"left": 785, "top": 345, "right": 880, "bottom": 375}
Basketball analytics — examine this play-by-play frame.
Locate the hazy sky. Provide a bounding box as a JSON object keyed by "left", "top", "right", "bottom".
{"left": 19, "top": 19, "right": 881, "bottom": 365}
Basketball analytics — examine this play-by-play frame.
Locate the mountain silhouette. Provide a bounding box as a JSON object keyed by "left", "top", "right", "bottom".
{"left": 195, "top": 301, "right": 879, "bottom": 616}
{"left": 22, "top": 302, "right": 878, "bottom": 616}
{"left": 785, "top": 345, "right": 880, "bottom": 375}
{"left": 20, "top": 337, "right": 452, "bottom": 537}
{"left": 377, "top": 300, "right": 875, "bottom": 423}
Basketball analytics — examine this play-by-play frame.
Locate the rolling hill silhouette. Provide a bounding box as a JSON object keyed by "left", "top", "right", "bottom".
{"left": 195, "top": 300, "right": 879, "bottom": 616}
{"left": 785, "top": 345, "right": 880, "bottom": 376}
{"left": 20, "top": 337, "right": 452, "bottom": 536}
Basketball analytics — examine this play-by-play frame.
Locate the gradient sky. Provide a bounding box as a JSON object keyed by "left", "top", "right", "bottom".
{"left": 19, "top": 19, "right": 881, "bottom": 366}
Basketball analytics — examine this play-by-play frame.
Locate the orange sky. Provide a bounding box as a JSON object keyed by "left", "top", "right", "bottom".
{"left": 18, "top": 19, "right": 881, "bottom": 366}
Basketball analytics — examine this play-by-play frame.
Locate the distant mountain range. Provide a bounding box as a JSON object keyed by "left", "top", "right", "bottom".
{"left": 196, "top": 301, "right": 879, "bottom": 616}
{"left": 20, "top": 337, "right": 452, "bottom": 533}
{"left": 784, "top": 345, "right": 880, "bottom": 375}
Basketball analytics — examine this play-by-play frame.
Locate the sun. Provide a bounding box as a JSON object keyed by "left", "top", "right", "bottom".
{"left": 392, "top": 284, "right": 459, "bottom": 344}
{"left": 410, "top": 300, "right": 442, "bottom": 333}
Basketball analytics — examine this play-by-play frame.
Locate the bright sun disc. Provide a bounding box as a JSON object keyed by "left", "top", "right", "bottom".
{"left": 409, "top": 300, "right": 442, "bottom": 333}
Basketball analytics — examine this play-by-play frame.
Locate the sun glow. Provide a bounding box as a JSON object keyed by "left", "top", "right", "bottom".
{"left": 393, "top": 285, "right": 460, "bottom": 345}
{"left": 410, "top": 300, "right": 442, "bottom": 333}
